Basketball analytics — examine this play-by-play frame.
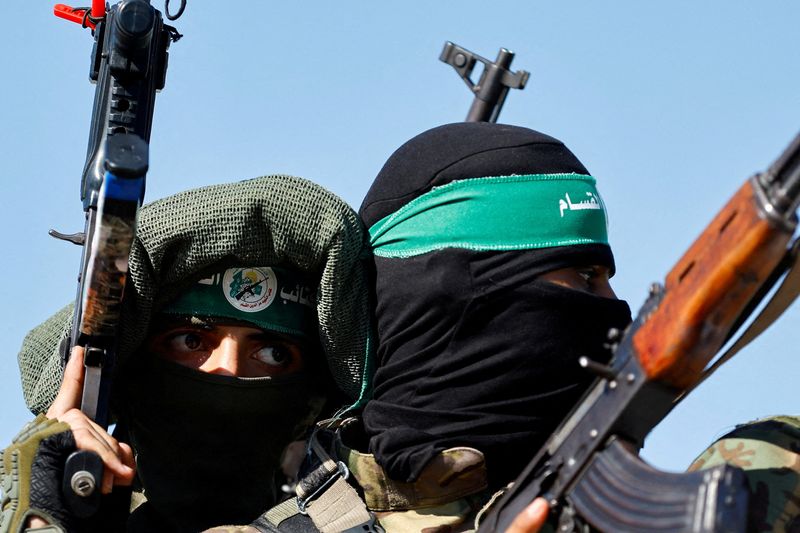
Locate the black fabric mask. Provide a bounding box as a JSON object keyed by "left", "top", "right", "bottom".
{"left": 125, "top": 358, "right": 324, "bottom": 533}
{"left": 362, "top": 249, "right": 632, "bottom": 489}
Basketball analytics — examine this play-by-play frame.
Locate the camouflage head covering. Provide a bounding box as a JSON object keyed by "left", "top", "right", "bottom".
{"left": 18, "top": 175, "right": 373, "bottom": 414}
{"left": 688, "top": 415, "right": 800, "bottom": 531}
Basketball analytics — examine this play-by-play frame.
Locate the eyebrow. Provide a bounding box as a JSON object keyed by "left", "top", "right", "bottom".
{"left": 245, "top": 330, "right": 303, "bottom": 347}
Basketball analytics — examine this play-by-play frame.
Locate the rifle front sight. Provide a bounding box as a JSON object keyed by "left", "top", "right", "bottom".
{"left": 440, "top": 42, "right": 530, "bottom": 123}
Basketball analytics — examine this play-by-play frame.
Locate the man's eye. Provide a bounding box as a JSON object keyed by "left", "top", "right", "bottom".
{"left": 577, "top": 268, "right": 597, "bottom": 282}
{"left": 254, "top": 345, "right": 292, "bottom": 367}
{"left": 168, "top": 332, "right": 204, "bottom": 352}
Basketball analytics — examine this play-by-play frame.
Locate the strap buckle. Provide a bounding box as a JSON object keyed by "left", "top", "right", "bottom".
{"left": 297, "top": 461, "right": 350, "bottom": 515}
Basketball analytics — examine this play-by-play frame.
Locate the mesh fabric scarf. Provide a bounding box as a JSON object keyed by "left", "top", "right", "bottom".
{"left": 19, "top": 175, "right": 373, "bottom": 414}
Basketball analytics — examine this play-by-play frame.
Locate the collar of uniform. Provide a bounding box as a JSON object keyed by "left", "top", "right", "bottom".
{"left": 333, "top": 420, "right": 488, "bottom": 511}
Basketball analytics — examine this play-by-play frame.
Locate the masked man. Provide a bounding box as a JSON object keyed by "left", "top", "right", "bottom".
{"left": 353, "top": 123, "right": 800, "bottom": 532}
{"left": 359, "top": 122, "right": 630, "bottom": 531}
{"left": 1, "top": 175, "right": 372, "bottom": 532}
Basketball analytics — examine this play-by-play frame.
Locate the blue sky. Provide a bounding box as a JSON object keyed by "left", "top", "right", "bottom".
{"left": 1, "top": 1, "right": 798, "bottom": 472}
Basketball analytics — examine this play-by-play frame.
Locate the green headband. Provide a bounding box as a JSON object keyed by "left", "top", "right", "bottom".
{"left": 369, "top": 174, "right": 609, "bottom": 258}
{"left": 160, "top": 266, "right": 317, "bottom": 339}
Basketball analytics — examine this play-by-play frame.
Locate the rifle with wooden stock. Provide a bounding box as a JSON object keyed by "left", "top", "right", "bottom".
{"left": 479, "top": 132, "right": 800, "bottom": 532}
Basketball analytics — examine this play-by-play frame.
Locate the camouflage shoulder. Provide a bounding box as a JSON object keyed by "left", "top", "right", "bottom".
{"left": 373, "top": 497, "right": 478, "bottom": 533}
{"left": 688, "top": 415, "right": 800, "bottom": 532}
{"left": 203, "top": 527, "right": 263, "bottom": 533}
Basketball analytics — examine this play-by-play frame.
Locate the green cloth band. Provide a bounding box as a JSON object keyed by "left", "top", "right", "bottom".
{"left": 161, "top": 266, "right": 317, "bottom": 339}
{"left": 368, "top": 174, "right": 609, "bottom": 258}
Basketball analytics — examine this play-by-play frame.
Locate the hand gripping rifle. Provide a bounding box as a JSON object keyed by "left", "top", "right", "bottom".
{"left": 49, "top": 0, "right": 182, "bottom": 517}
{"left": 439, "top": 42, "right": 529, "bottom": 123}
{"left": 479, "top": 132, "right": 800, "bottom": 533}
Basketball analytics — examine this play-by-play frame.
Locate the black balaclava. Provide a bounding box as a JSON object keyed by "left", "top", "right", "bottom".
{"left": 125, "top": 358, "right": 325, "bottom": 533}
{"left": 359, "top": 122, "right": 633, "bottom": 489}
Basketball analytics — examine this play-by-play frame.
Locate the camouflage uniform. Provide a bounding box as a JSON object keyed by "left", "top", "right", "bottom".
{"left": 267, "top": 415, "right": 799, "bottom": 533}
{"left": 339, "top": 443, "right": 494, "bottom": 532}
{"left": 688, "top": 415, "right": 800, "bottom": 532}
{"left": 254, "top": 417, "right": 502, "bottom": 533}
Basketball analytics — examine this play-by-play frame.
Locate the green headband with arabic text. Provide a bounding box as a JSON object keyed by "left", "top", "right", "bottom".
{"left": 160, "top": 266, "right": 317, "bottom": 339}
{"left": 368, "top": 174, "right": 609, "bottom": 258}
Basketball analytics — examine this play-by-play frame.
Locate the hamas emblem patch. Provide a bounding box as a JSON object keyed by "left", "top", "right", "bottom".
{"left": 222, "top": 267, "right": 277, "bottom": 313}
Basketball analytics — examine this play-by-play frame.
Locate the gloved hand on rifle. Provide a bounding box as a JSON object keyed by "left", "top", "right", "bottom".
{"left": 0, "top": 348, "right": 134, "bottom": 533}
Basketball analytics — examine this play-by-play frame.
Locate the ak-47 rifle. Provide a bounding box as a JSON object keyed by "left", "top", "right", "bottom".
{"left": 439, "top": 42, "right": 529, "bottom": 123}
{"left": 479, "top": 132, "right": 800, "bottom": 532}
{"left": 49, "top": 0, "right": 183, "bottom": 516}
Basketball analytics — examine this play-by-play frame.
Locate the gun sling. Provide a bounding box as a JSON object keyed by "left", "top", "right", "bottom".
{"left": 687, "top": 237, "right": 800, "bottom": 397}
